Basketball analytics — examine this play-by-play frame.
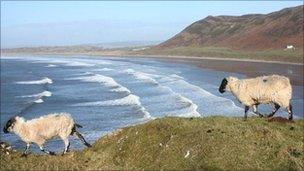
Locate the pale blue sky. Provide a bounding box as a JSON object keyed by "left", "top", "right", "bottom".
{"left": 1, "top": 1, "right": 303, "bottom": 48}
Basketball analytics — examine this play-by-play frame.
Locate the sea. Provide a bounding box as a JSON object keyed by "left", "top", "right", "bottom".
{"left": 1, "top": 56, "right": 303, "bottom": 153}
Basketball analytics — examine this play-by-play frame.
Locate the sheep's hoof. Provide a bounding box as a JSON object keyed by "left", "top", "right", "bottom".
{"left": 49, "top": 151, "right": 56, "bottom": 155}
{"left": 21, "top": 153, "right": 28, "bottom": 157}
{"left": 243, "top": 118, "right": 247, "bottom": 121}
{"left": 61, "top": 151, "right": 69, "bottom": 156}
{"left": 85, "top": 143, "right": 92, "bottom": 148}
{"left": 258, "top": 114, "right": 264, "bottom": 118}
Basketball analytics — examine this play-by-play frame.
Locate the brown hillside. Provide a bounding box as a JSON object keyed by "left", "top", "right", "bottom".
{"left": 158, "top": 5, "right": 303, "bottom": 51}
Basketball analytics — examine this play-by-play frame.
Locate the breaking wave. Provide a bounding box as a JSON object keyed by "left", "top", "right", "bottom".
{"left": 69, "top": 74, "right": 131, "bottom": 93}
{"left": 73, "top": 94, "right": 152, "bottom": 119}
{"left": 74, "top": 94, "right": 141, "bottom": 106}
{"left": 16, "top": 77, "right": 53, "bottom": 85}
{"left": 19, "top": 91, "right": 52, "bottom": 104}
{"left": 34, "top": 99, "right": 44, "bottom": 103}
{"left": 123, "top": 69, "right": 158, "bottom": 85}
{"left": 123, "top": 69, "right": 200, "bottom": 117}
{"left": 69, "top": 73, "right": 152, "bottom": 119}
{"left": 176, "top": 95, "right": 200, "bottom": 117}
{"left": 95, "top": 68, "right": 114, "bottom": 71}
{"left": 65, "top": 61, "right": 95, "bottom": 67}
{"left": 20, "top": 91, "right": 52, "bottom": 98}
{"left": 45, "top": 64, "right": 57, "bottom": 67}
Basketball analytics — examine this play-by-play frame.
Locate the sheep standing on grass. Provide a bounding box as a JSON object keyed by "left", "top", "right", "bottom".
{"left": 3, "top": 113, "right": 92, "bottom": 156}
{"left": 218, "top": 75, "right": 293, "bottom": 120}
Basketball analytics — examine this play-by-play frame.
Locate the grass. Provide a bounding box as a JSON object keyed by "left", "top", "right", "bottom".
{"left": 1, "top": 116, "right": 303, "bottom": 170}
{"left": 138, "top": 46, "right": 304, "bottom": 63}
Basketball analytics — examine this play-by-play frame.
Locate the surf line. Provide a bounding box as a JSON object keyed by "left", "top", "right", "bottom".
{"left": 122, "top": 69, "right": 201, "bottom": 117}
{"left": 70, "top": 73, "right": 153, "bottom": 119}
{"left": 16, "top": 77, "right": 53, "bottom": 116}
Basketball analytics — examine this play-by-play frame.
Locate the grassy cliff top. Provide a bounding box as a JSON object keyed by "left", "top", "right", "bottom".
{"left": 1, "top": 116, "right": 303, "bottom": 170}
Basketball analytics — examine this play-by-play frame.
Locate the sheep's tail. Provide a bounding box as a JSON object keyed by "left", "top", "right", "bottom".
{"left": 75, "top": 123, "right": 83, "bottom": 128}
{"left": 71, "top": 123, "right": 92, "bottom": 148}
{"left": 70, "top": 123, "right": 82, "bottom": 135}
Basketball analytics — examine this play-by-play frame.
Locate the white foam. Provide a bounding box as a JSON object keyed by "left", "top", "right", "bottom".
{"left": 111, "top": 87, "right": 131, "bottom": 93}
{"left": 16, "top": 77, "right": 53, "bottom": 85}
{"left": 69, "top": 74, "right": 131, "bottom": 93}
{"left": 123, "top": 69, "right": 158, "bottom": 85}
{"left": 20, "top": 91, "right": 52, "bottom": 98}
{"left": 69, "top": 73, "right": 152, "bottom": 119}
{"left": 20, "top": 91, "right": 52, "bottom": 105}
{"left": 177, "top": 95, "right": 201, "bottom": 117}
{"left": 65, "top": 61, "right": 94, "bottom": 67}
{"left": 169, "top": 74, "right": 184, "bottom": 79}
{"left": 75, "top": 94, "right": 140, "bottom": 106}
{"left": 73, "top": 72, "right": 93, "bottom": 76}
{"left": 95, "top": 68, "right": 114, "bottom": 71}
{"left": 34, "top": 99, "right": 44, "bottom": 103}
{"left": 94, "top": 60, "right": 112, "bottom": 65}
{"left": 45, "top": 64, "right": 57, "bottom": 67}
{"left": 32, "top": 58, "right": 108, "bottom": 67}
{"left": 158, "top": 75, "right": 243, "bottom": 115}
{"left": 73, "top": 94, "right": 152, "bottom": 119}
{"left": 123, "top": 70, "right": 200, "bottom": 117}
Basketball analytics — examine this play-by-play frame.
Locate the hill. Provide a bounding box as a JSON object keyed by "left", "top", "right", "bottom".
{"left": 2, "top": 6, "right": 303, "bottom": 63}
{"left": 1, "top": 117, "right": 303, "bottom": 170}
{"left": 158, "top": 6, "right": 303, "bottom": 51}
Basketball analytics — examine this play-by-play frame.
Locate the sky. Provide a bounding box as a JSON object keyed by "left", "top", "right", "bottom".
{"left": 1, "top": 1, "right": 303, "bottom": 48}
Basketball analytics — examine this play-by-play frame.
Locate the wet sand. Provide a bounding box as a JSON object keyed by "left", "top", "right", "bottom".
{"left": 146, "top": 56, "right": 303, "bottom": 87}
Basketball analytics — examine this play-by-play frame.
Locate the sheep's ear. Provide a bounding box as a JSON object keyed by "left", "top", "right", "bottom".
{"left": 219, "top": 78, "right": 228, "bottom": 93}
{"left": 10, "top": 117, "right": 17, "bottom": 123}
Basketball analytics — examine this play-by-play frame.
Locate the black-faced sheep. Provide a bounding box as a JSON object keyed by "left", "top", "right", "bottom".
{"left": 219, "top": 75, "right": 293, "bottom": 120}
{"left": 3, "top": 113, "right": 91, "bottom": 156}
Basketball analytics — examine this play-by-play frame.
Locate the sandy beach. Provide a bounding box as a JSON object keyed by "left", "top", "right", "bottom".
{"left": 145, "top": 55, "right": 304, "bottom": 86}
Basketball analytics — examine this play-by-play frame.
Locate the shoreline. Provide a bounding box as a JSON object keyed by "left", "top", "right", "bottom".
{"left": 1, "top": 52, "right": 303, "bottom": 65}
{"left": 2, "top": 52, "right": 303, "bottom": 86}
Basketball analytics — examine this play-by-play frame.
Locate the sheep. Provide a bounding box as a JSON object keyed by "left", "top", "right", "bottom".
{"left": 284, "top": 45, "right": 296, "bottom": 51}
{"left": 3, "top": 113, "right": 91, "bottom": 156}
{"left": 218, "top": 75, "right": 293, "bottom": 120}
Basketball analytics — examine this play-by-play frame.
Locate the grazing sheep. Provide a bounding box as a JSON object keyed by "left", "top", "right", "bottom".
{"left": 284, "top": 45, "right": 296, "bottom": 51}
{"left": 3, "top": 113, "right": 91, "bottom": 156}
{"left": 218, "top": 75, "right": 293, "bottom": 120}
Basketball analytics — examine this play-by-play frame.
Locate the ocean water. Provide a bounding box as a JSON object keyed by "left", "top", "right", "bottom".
{"left": 1, "top": 56, "right": 303, "bottom": 153}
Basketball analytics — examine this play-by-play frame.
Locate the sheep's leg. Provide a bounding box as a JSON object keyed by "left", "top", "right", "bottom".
{"left": 21, "top": 143, "right": 31, "bottom": 157}
{"left": 74, "top": 131, "right": 92, "bottom": 148}
{"left": 39, "top": 145, "right": 55, "bottom": 155}
{"left": 244, "top": 106, "right": 250, "bottom": 120}
{"left": 267, "top": 103, "right": 280, "bottom": 118}
{"left": 287, "top": 104, "right": 293, "bottom": 120}
{"left": 62, "top": 138, "right": 70, "bottom": 155}
{"left": 252, "top": 105, "right": 263, "bottom": 118}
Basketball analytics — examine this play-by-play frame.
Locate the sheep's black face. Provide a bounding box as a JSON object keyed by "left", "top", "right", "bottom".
{"left": 219, "top": 78, "right": 228, "bottom": 93}
{"left": 3, "top": 117, "right": 16, "bottom": 134}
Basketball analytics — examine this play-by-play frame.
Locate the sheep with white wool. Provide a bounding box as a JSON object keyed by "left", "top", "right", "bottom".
{"left": 3, "top": 113, "right": 91, "bottom": 156}
{"left": 218, "top": 75, "right": 293, "bottom": 120}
